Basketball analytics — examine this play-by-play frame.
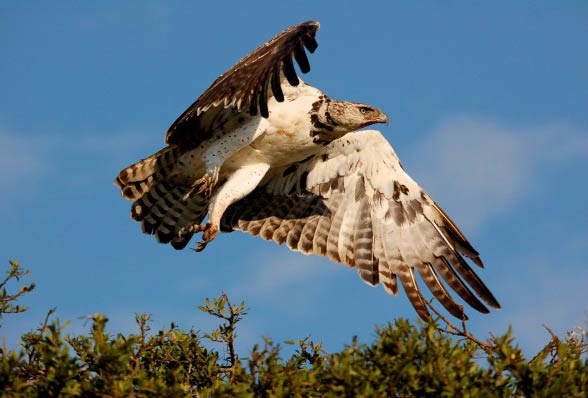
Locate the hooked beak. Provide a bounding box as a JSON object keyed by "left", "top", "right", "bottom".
{"left": 365, "top": 108, "right": 389, "bottom": 127}
{"left": 376, "top": 110, "right": 390, "bottom": 125}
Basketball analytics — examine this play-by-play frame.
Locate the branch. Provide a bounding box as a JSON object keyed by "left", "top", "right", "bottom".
{"left": 425, "top": 300, "right": 495, "bottom": 353}
{"left": 0, "top": 260, "right": 36, "bottom": 320}
{"left": 198, "top": 292, "right": 248, "bottom": 382}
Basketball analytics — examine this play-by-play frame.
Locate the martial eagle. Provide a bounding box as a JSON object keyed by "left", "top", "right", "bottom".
{"left": 116, "top": 21, "right": 500, "bottom": 321}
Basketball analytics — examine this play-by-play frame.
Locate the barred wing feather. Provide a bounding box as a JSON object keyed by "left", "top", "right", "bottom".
{"left": 221, "top": 130, "right": 500, "bottom": 320}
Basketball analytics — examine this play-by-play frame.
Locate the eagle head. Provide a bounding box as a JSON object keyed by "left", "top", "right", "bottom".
{"left": 327, "top": 101, "right": 389, "bottom": 131}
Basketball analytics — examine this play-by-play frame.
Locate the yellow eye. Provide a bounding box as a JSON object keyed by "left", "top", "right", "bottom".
{"left": 359, "top": 107, "right": 371, "bottom": 114}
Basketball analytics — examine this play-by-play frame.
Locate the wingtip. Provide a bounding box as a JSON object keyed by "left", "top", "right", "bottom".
{"left": 488, "top": 297, "right": 502, "bottom": 310}
{"left": 303, "top": 20, "right": 320, "bottom": 30}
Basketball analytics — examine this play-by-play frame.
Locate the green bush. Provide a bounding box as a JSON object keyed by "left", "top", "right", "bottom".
{"left": 1, "top": 260, "right": 587, "bottom": 397}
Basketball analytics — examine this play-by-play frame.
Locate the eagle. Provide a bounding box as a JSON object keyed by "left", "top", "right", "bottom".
{"left": 116, "top": 21, "right": 500, "bottom": 321}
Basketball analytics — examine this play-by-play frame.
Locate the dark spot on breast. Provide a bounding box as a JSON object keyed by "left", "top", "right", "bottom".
{"left": 321, "top": 154, "right": 328, "bottom": 161}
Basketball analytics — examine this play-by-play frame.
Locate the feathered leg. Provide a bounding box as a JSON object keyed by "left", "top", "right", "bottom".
{"left": 181, "top": 162, "right": 271, "bottom": 251}
{"left": 187, "top": 117, "right": 269, "bottom": 199}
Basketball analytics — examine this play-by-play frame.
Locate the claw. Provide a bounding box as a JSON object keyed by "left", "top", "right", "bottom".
{"left": 193, "top": 224, "right": 219, "bottom": 252}
{"left": 178, "top": 223, "right": 206, "bottom": 237}
{"left": 195, "top": 175, "right": 214, "bottom": 197}
{"left": 184, "top": 168, "right": 220, "bottom": 200}
{"left": 178, "top": 223, "right": 219, "bottom": 252}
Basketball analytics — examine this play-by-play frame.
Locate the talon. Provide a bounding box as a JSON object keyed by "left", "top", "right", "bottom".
{"left": 185, "top": 169, "right": 220, "bottom": 200}
{"left": 196, "top": 177, "right": 214, "bottom": 198}
{"left": 184, "top": 178, "right": 208, "bottom": 200}
{"left": 178, "top": 223, "right": 206, "bottom": 237}
{"left": 193, "top": 241, "right": 207, "bottom": 252}
{"left": 183, "top": 223, "right": 218, "bottom": 252}
{"left": 202, "top": 224, "right": 218, "bottom": 242}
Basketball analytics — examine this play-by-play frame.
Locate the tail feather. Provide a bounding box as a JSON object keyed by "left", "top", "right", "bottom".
{"left": 116, "top": 146, "right": 181, "bottom": 190}
{"left": 119, "top": 176, "right": 155, "bottom": 201}
{"left": 116, "top": 146, "right": 209, "bottom": 250}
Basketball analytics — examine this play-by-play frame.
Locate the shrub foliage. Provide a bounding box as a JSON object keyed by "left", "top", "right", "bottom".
{"left": 1, "top": 260, "right": 587, "bottom": 397}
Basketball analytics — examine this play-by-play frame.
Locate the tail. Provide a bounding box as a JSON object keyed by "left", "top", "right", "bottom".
{"left": 115, "top": 146, "right": 208, "bottom": 250}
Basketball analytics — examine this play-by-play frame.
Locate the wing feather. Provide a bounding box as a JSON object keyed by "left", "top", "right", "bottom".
{"left": 166, "top": 21, "right": 320, "bottom": 145}
{"left": 298, "top": 214, "right": 322, "bottom": 254}
{"left": 398, "top": 268, "right": 430, "bottom": 321}
{"left": 353, "top": 196, "right": 375, "bottom": 280}
{"left": 221, "top": 130, "right": 500, "bottom": 321}
{"left": 372, "top": 211, "right": 398, "bottom": 295}
{"left": 313, "top": 212, "right": 332, "bottom": 258}
{"left": 416, "top": 263, "right": 466, "bottom": 320}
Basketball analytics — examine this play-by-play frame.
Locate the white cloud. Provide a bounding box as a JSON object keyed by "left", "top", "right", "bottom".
{"left": 405, "top": 117, "right": 588, "bottom": 231}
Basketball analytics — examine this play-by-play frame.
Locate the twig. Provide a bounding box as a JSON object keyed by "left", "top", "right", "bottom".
{"left": 26, "top": 308, "right": 56, "bottom": 366}
{"left": 221, "top": 293, "right": 237, "bottom": 373}
{"left": 425, "top": 301, "right": 494, "bottom": 353}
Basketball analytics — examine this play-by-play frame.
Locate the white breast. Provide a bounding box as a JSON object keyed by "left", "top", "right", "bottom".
{"left": 246, "top": 83, "right": 324, "bottom": 167}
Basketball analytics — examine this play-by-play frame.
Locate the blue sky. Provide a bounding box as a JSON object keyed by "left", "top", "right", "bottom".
{"left": 1, "top": 1, "right": 587, "bottom": 357}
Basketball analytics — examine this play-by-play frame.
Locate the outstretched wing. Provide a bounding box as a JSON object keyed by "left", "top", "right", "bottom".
{"left": 221, "top": 130, "right": 501, "bottom": 321}
{"left": 166, "top": 20, "right": 320, "bottom": 145}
